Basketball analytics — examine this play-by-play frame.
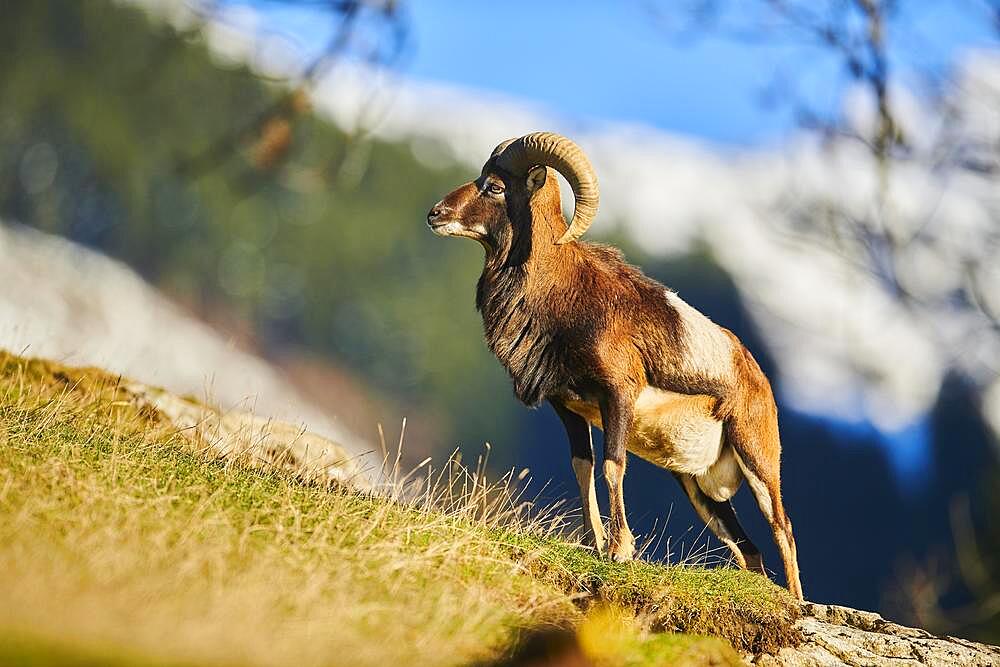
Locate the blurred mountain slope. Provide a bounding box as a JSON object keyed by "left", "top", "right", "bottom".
{"left": 0, "top": 222, "right": 369, "bottom": 459}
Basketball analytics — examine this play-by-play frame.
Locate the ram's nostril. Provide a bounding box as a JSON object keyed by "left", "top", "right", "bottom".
{"left": 428, "top": 205, "right": 446, "bottom": 223}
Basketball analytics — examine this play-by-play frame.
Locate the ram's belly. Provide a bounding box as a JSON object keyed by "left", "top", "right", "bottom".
{"left": 563, "top": 387, "right": 724, "bottom": 476}
{"left": 629, "top": 388, "right": 724, "bottom": 475}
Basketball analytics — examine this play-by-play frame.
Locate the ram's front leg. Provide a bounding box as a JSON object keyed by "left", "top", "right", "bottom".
{"left": 551, "top": 401, "right": 605, "bottom": 552}
{"left": 600, "top": 391, "right": 636, "bottom": 562}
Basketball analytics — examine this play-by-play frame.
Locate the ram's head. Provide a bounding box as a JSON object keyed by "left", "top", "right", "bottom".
{"left": 427, "top": 132, "right": 599, "bottom": 247}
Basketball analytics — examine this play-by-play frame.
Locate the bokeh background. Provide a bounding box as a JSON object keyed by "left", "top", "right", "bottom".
{"left": 3, "top": 0, "right": 999, "bottom": 641}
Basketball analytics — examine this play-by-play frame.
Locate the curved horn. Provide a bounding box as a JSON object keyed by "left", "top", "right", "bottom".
{"left": 491, "top": 132, "right": 599, "bottom": 244}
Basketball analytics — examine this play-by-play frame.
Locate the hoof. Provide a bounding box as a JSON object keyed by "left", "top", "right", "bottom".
{"left": 580, "top": 532, "right": 606, "bottom": 555}
{"left": 608, "top": 538, "right": 635, "bottom": 563}
{"left": 574, "top": 534, "right": 605, "bottom": 555}
{"left": 610, "top": 550, "right": 633, "bottom": 563}
{"left": 745, "top": 553, "right": 767, "bottom": 576}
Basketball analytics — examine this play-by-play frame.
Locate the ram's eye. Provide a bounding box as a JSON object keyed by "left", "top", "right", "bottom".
{"left": 487, "top": 182, "right": 504, "bottom": 195}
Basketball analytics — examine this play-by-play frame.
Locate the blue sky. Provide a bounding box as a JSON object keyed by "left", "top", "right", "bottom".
{"left": 252, "top": 0, "right": 997, "bottom": 145}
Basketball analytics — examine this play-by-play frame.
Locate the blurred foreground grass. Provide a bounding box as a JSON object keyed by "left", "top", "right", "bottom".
{"left": 0, "top": 351, "right": 798, "bottom": 666}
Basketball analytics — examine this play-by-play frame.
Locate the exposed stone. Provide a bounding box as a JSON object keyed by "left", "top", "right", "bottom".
{"left": 128, "top": 381, "right": 370, "bottom": 489}
{"left": 756, "top": 603, "right": 1000, "bottom": 666}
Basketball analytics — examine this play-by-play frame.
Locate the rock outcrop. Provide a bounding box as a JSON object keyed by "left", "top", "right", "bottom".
{"left": 128, "top": 381, "right": 370, "bottom": 488}
{"left": 757, "top": 603, "right": 1000, "bottom": 666}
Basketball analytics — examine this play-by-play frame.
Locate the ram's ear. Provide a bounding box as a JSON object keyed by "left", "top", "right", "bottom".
{"left": 526, "top": 165, "right": 547, "bottom": 194}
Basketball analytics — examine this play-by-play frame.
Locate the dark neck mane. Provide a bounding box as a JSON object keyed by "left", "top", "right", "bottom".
{"left": 475, "top": 196, "right": 571, "bottom": 405}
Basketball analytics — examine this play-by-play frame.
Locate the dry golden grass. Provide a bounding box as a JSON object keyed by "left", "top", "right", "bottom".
{"left": 0, "top": 350, "right": 798, "bottom": 666}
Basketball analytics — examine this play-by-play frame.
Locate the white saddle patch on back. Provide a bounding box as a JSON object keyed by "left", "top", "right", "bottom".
{"left": 665, "top": 290, "right": 736, "bottom": 385}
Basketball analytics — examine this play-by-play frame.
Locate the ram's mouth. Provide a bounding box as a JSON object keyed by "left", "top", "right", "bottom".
{"left": 428, "top": 220, "right": 460, "bottom": 236}
{"left": 429, "top": 221, "right": 488, "bottom": 244}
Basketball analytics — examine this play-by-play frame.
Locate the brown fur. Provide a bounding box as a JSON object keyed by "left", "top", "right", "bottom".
{"left": 428, "top": 157, "right": 803, "bottom": 599}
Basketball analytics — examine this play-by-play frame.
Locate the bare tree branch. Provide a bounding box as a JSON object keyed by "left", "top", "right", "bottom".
{"left": 174, "top": 0, "right": 408, "bottom": 180}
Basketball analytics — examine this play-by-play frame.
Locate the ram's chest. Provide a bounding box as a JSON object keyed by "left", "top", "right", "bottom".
{"left": 564, "top": 387, "right": 724, "bottom": 476}
{"left": 481, "top": 295, "right": 571, "bottom": 406}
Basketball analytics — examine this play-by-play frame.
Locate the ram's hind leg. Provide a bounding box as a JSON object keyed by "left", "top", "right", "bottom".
{"left": 725, "top": 404, "right": 803, "bottom": 600}
{"left": 673, "top": 473, "right": 764, "bottom": 574}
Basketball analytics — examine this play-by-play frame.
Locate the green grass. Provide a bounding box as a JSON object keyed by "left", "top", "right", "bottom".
{"left": 0, "top": 633, "right": 203, "bottom": 667}
{"left": 0, "top": 350, "right": 798, "bottom": 666}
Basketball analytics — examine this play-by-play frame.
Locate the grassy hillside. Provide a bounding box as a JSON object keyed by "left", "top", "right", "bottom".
{"left": 0, "top": 350, "right": 799, "bottom": 666}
